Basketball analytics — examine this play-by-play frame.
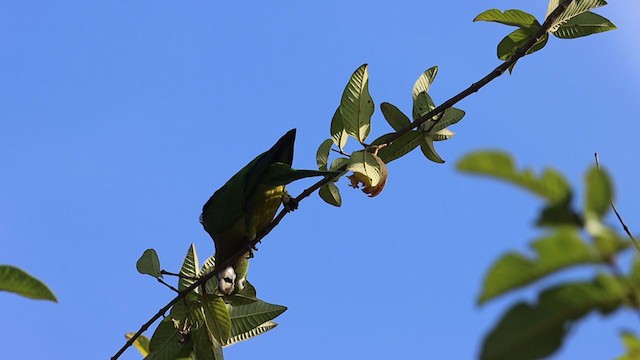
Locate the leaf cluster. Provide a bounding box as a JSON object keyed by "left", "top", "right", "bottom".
{"left": 458, "top": 151, "right": 637, "bottom": 360}
{"left": 135, "top": 245, "right": 286, "bottom": 359}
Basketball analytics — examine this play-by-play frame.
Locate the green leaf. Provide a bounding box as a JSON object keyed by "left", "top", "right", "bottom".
{"left": 179, "top": 244, "right": 200, "bottom": 292}
{"left": 585, "top": 166, "right": 612, "bottom": 218}
{"left": 224, "top": 281, "right": 258, "bottom": 306}
{"left": 553, "top": 11, "right": 617, "bottom": 39}
{"left": 199, "top": 256, "right": 218, "bottom": 295}
{"left": 0, "top": 265, "right": 57, "bottom": 302}
{"left": 329, "top": 157, "right": 349, "bottom": 171}
{"left": 203, "top": 295, "right": 232, "bottom": 345}
{"left": 125, "top": 333, "right": 150, "bottom": 357}
{"left": 412, "top": 66, "right": 438, "bottom": 100}
{"left": 375, "top": 131, "right": 422, "bottom": 163}
{"left": 380, "top": 102, "right": 411, "bottom": 132}
{"left": 481, "top": 275, "right": 628, "bottom": 360}
{"left": 457, "top": 151, "right": 571, "bottom": 204}
{"left": 478, "top": 228, "right": 617, "bottom": 304}
{"left": 146, "top": 318, "right": 191, "bottom": 360}
{"left": 427, "top": 107, "right": 465, "bottom": 134}
{"left": 319, "top": 182, "right": 342, "bottom": 207}
{"left": 225, "top": 321, "right": 278, "bottom": 347}
{"left": 137, "top": 249, "right": 162, "bottom": 278}
{"left": 617, "top": 331, "right": 640, "bottom": 360}
{"left": 229, "top": 300, "right": 287, "bottom": 340}
{"left": 419, "top": 137, "right": 444, "bottom": 164}
{"left": 474, "top": 9, "right": 539, "bottom": 28}
{"left": 330, "top": 108, "right": 348, "bottom": 152}
{"left": 497, "top": 27, "right": 545, "bottom": 61}
{"left": 339, "top": 64, "right": 374, "bottom": 142}
{"left": 347, "top": 151, "right": 385, "bottom": 187}
{"left": 192, "top": 324, "right": 224, "bottom": 360}
{"left": 548, "top": 0, "right": 608, "bottom": 33}
{"left": 412, "top": 91, "right": 436, "bottom": 121}
{"left": 535, "top": 201, "right": 583, "bottom": 227}
{"left": 316, "top": 139, "right": 333, "bottom": 171}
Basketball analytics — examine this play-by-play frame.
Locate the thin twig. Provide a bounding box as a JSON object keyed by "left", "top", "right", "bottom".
{"left": 594, "top": 152, "right": 640, "bottom": 253}
{"left": 113, "top": 2, "right": 577, "bottom": 358}
{"left": 161, "top": 270, "right": 198, "bottom": 280}
{"left": 157, "top": 278, "right": 179, "bottom": 293}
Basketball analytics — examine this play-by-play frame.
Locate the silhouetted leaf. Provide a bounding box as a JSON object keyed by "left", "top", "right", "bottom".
{"left": 316, "top": 139, "right": 333, "bottom": 171}
{"left": 192, "top": 324, "right": 224, "bottom": 360}
{"left": 146, "top": 318, "right": 192, "bottom": 360}
{"left": 419, "top": 137, "right": 445, "bottom": 164}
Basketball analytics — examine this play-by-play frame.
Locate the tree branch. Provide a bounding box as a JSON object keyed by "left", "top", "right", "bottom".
{"left": 113, "top": 1, "right": 577, "bottom": 358}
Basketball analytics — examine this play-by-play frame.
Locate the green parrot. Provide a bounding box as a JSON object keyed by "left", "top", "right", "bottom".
{"left": 200, "top": 129, "right": 337, "bottom": 295}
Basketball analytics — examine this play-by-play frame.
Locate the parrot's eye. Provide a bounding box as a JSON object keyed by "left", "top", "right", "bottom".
{"left": 223, "top": 277, "right": 233, "bottom": 283}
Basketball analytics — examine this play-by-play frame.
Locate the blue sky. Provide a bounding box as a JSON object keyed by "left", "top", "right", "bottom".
{"left": 1, "top": 1, "right": 639, "bottom": 359}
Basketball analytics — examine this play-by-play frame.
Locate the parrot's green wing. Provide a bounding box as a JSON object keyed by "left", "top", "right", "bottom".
{"left": 201, "top": 129, "right": 296, "bottom": 235}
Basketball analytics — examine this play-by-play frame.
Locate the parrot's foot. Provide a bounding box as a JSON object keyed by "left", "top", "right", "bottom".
{"left": 282, "top": 192, "right": 298, "bottom": 212}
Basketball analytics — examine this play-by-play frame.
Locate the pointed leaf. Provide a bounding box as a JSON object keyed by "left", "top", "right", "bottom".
{"left": 223, "top": 281, "right": 258, "bottom": 306}
{"left": 481, "top": 275, "right": 627, "bottom": 360}
{"left": 497, "top": 27, "right": 545, "bottom": 61}
{"left": 427, "top": 107, "right": 465, "bottom": 134}
{"left": 413, "top": 91, "right": 436, "bottom": 121}
{"left": 192, "top": 324, "right": 224, "bottom": 360}
{"left": 179, "top": 244, "right": 200, "bottom": 292}
{"left": 316, "top": 139, "right": 333, "bottom": 171}
{"left": 412, "top": 66, "right": 438, "bottom": 100}
{"left": 339, "top": 64, "right": 374, "bottom": 142}
{"left": 0, "top": 265, "right": 57, "bottom": 302}
{"left": 585, "top": 166, "right": 612, "bottom": 218}
{"left": 330, "top": 107, "right": 348, "bottom": 151}
{"left": 146, "top": 318, "right": 191, "bottom": 360}
{"left": 137, "top": 249, "right": 162, "bottom": 278}
{"left": 229, "top": 300, "right": 287, "bottom": 339}
{"left": 319, "top": 182, "right": 342, "bottom": 207}
{"left": 380, "top": 102, "right": 411, "bottom": 132}
{"left": 548, "top": 0, "right": 608, "bottom": 33}
{"left": 375, "top": 131, "right": 422, "bottom": 163}
{"left": 419, "top": 137, "right": 444, "bottom": 164}
{"left": 203, "top": 296, "right": 232, "bottom": 345}
{"left": 125, "top": 333, "right": 150, "bottom": 357}
{"left": 553, "top": 11, "right": 617, "bottom": 39}
{"left": 474, "top": 9, "right": 539, "bottom": 28}
{"left": 225, "top": 321, "right": 278, "bottom": 347}
{"left": 457, "top": 151, "right": 571, "bottom": 204}
{"left": 478, "top": 228, "right": 623, "bottom": 304}
{"left": 329, "top": 157, "right": 349, "bottom": 171}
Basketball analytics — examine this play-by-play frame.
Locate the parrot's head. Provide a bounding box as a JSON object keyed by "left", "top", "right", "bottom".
{"left": 217, "top": 266, "right": 247, "bottom": 295}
